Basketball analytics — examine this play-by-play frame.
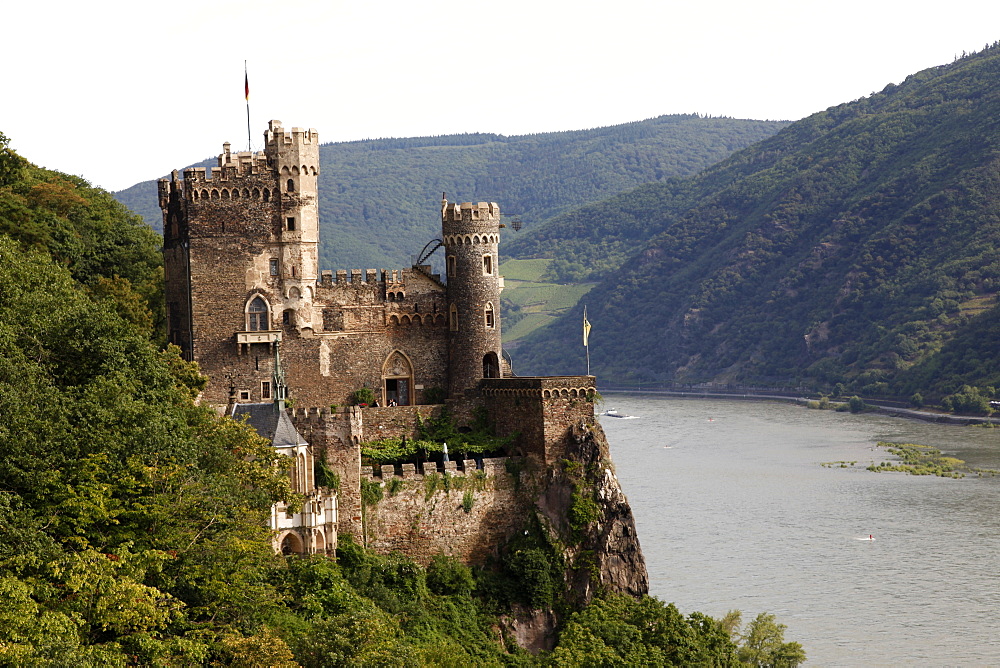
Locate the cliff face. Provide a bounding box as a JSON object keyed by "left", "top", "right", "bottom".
{"left": 539, "top": 420, "right": 648, "bottom": 602}
{"left": 505, "top": 419, "right": 648, "bottom": 651}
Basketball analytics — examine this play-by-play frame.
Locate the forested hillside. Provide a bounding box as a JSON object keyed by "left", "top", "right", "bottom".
{"left": 0, "top": 132, "right": 804, "bottom": 664}
{"left": 114, "top": 115, "right": 788, "bottom": 270}
{"left": 512, "top": 44, "right": 1000, "bottom": 406}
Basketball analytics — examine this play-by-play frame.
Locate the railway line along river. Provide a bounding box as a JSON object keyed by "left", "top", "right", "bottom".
{"left": 600, "top": 394, "right": 1000, "bottom": 666}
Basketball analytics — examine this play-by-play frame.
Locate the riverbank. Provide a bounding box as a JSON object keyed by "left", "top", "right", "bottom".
{"left": 600, "top": 388, "right": 1000, "bottom": 426}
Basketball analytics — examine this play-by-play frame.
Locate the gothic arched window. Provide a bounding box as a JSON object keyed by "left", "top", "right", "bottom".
{"left": 247, "top": 296, "right": 269, "bottom": 331}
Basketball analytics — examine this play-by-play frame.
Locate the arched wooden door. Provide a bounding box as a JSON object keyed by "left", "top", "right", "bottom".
{"left": 382, "top": 351, "right": 414, "bottom": 406}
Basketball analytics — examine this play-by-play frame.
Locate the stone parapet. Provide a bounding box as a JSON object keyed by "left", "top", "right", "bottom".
{"left": 362, "top": 456, "right": 512, "bottom": 480}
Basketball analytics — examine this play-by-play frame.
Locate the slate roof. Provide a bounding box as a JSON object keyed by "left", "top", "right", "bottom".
{"left": 230, "top": 402, "right": 307, "bottom": 447}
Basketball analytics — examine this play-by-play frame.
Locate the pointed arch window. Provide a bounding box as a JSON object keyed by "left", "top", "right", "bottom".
{"left": 247, "top": 296, "right": 269, "bottom": 331}
{"left": 485, "top": 302, "right": 495, "bottom": 329}
{"left": 449, "top": 304, "right": 459, "bottom": 331}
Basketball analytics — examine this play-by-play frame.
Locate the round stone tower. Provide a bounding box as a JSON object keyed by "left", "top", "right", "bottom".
{"left": 442, "top": 196, "right": 504, "bottom": 402}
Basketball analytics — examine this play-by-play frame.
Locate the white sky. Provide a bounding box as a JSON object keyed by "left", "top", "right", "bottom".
{"left": 5, "top": 0, "right": 1000, "bottom": 192}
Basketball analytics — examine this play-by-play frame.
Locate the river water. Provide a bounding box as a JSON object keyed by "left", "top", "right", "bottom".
{"left": 599, "top": 395, "right": 1000, "bottom": 666}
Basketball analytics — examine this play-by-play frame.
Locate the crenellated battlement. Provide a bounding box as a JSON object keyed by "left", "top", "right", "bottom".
{"left": 319, "top": 269, "right": 408, "bottom": 286}
{"left": 265, "top": 119, "right": 320, "bottom": 180}
{"left": 441, "top": 200, "right": 501, "bottom": 225}
{"left": 362, "top": 456, "right": 512, "bottom": 480}
{"left": 265, "top": 119, "right": 319, "bottom": 147}
{"left": 157, "top": 120, "right": 320, "bottom": 204}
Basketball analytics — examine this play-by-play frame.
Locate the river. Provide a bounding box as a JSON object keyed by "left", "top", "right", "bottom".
{"left": 599, "top": 394, "right": 1000, "bottom": 666}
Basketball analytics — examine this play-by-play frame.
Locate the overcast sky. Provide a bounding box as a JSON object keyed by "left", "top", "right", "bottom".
{"left": 6, "top": 0, "right": 1000, "bottom": 192}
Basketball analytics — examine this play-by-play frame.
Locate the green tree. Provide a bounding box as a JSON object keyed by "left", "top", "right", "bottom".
{"left": 547, "top": 594, "right": 739, "bottom": 666}
{"left": 734, "top": 612, "right": 807, "bottom": 668}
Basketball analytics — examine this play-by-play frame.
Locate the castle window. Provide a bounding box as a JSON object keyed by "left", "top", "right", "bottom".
{"left": 485, "top": 302, "right": 495, "bottom": 329}
{"left": 450, "top": 304, "right": 459, "bottom": 331}
{"left": 287, "top": 179, "right": 295, "bottom": 192}
{"left": 447, "top": 255, "right": 456, "bottom": 278}
{"left": 483, "top": 254, "right": 493, "bottom": 275}
{"left": 239, "top": 390, "right": 251, "bottom": 401}
{"left": 269, "top": 258, "right": 279, "bottom": 276}
{"left": 263, "top": 189, "right": 270, "bottom": 202}
{"left": 287, "top": 217, "right": 296, "bottom": 231}
{"left": 261, "top": 381, "right": 272, "bottom": 400}
{"left": 247, "top": 296, "right": 269, "bottom": 331}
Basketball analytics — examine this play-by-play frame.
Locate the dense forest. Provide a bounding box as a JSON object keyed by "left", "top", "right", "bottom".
{"left": 511, "top": 44, "right": 1000, "bottom": 408}
{"left": 114, "top": 115, "right": 787, "bottom": 271}
{"left": 0, "top": 133, "right": 804, "bottom": 664}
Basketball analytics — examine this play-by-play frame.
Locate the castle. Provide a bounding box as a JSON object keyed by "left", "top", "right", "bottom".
{"left": 159, "top": 121, "right": 598, "bottom": 561}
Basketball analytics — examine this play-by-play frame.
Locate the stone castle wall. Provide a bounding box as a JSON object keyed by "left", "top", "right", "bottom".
{"left": 291, "top": 404, "right": 444, "bottom": 541}
{"left": 360, "top": 457, "right": 530, "bottom": 565}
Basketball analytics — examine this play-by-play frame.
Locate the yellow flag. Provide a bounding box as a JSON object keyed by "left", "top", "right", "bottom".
{"left": 583, "top": 306, "right": 592, "bottom": 347}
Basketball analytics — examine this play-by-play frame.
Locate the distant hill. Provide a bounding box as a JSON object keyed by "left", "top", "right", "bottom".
{"left": 114, "top": 115, "right": 788, "bottom": 271}
{"left": 511, "top": 44, "right": 1000, "bottom": 403}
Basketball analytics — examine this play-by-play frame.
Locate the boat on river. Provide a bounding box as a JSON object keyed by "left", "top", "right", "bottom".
{"left": 601, "top": 408, "right": 635, "bottom": 418}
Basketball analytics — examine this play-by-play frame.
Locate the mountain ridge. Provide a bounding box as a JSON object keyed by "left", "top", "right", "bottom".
{"left": 114, "top": 114, "right": 788, "bottom": 270}
{"left": 510, "top": 45, "right": 1000, "bottom": 404}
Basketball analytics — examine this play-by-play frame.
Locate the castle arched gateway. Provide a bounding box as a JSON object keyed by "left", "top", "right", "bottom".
{"left": 382, "top": 350, "right": 414, "bottom": 406}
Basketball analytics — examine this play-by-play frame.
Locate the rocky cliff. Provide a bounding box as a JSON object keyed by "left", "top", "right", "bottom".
{"left": 503, "top": 418, "right": 648, "bottom": 650}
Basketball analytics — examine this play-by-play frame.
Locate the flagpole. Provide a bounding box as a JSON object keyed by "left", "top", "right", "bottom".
{"left": 583, "top": 306, "right": 591, "bottom": 376}
{"left": 245, "top": 61, "right": 251, "bottom": 151}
